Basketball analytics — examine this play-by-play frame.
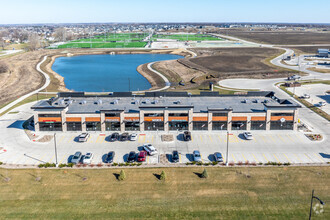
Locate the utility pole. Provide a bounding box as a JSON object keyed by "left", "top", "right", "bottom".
{"left": 226, "top": 131, "right": 229, "bottom": 166}
{"left": 54, "top": 133, "right": 58, "bottom": 167}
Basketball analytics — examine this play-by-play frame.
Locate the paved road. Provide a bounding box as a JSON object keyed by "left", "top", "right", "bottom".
{"left": 0, "top": 56, "right": 50, "bottom": 114}
{"left": 218, "top": 36, "right": 330, "bottom": 141}
{"left": 0, "top": 102, "right": 328, "bottom": 166}
{"left": 0, "top": 49, "right": 22, "bottom": 57}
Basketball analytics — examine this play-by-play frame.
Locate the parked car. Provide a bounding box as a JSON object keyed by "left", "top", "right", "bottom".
{"left": 287, "top": 75, "right": 301, "bottom": 81}
{"left": 71, "top": 151, "right": 82, "bottom": 164}
{"left": 318, "top": 101, "right": 326, "bottom": 107}
{"left": 130, "top": 133, "right": 138, "bottom": 141}
{"left": 301, "top": 94, "right": 310, "bottom": 99}
{"left": 143, "top": 143, "right": 158, "bottom": 155}
{"left": 120, "top": 133, "right": 129, "bottom": 141}
{"left": 183, "top": 131, "right": 191, "bottom": 141}
{"left": 127, "top": 151, "right": 136, "bottom": 163}
{"left": 214, "top": 152, "right": 223, "bottom": 162}
{"left": 243, "top": 132, "right": 253, "bottom": 140}
{"left": 193, "top": 150, "right": 202, "bottom": 162}
{"left": 78, "top": 133, "right": 90, "bottom": 142}
{"left": 172, "top": 150, "right": 180, "bottom": 163}
{"left": 137, "top": 151, "right": 147, "bottom": 162}
{"left": 105, "top": 151, "right": 115, "bottom": 163}
{"left": 109, "top": 132, "right": 119, "bottom": 141}
{"left": 83, "top": 152, "right": 93, "bottom": 164}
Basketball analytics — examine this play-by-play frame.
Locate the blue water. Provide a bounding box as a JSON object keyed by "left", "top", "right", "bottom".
{"left": 52, "top": 54, "right": 183, "bottom": 92}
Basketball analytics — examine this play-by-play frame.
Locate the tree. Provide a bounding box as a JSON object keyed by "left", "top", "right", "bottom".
{"left": 160, "top": 170, "right": 166, "bottom": 181}
{"left": 54, "top": 27, "right": 67, "bottom": 42}
{"left": 201, "top": 168, "right": 208, "bottom": 179}
{"left": 28, "top": 33, "right": 41, "bottom": 51}
{"left": 118, "top": 170, "right": 126, "bottom": 181}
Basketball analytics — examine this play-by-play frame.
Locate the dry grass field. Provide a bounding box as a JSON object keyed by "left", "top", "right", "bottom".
{"left": 0, "top": 167, "right": 329, "bottom": 219}
{"left": 221, "top": 30, "right": 330, "bottom": 45}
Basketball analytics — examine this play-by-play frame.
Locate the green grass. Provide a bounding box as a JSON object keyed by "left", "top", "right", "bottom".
{"left": 152, "top": 34, "right": 223, "bottom": 41}
{"left": 0, "top": 94, "right": 51, "bottom": 117}
{"left": 0, "top": 167, "right": 328, "bottom": 219}
{"left": 57, "top": 42, "right": 147, "bottom": 49}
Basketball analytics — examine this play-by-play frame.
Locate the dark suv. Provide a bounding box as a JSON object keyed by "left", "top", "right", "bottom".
{"left": 183, "top": 131, "right": 191, "bottom": 141}
{"left": 120, "top": 133, "right": 129, "bottom": 141}
{"left": 109, "top": 133, "right": 119, "bottom": 141}
{"left": 172, "top": 150, "right": 179, "bottom": 163}
{"left": 127, "top": 151, "right": 136, "bottom": 163}
{"left": 105, "top": 151, "right": 115, "bottom": 163}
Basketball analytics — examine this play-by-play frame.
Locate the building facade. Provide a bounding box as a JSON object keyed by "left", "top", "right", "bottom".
{"left": 31, "top": 91, "right": 301, "bottom": 132}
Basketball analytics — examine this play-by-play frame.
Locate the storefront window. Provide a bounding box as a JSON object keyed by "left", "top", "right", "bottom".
{"left": 270, "top": 121, "right": 293, "bottom": 130}
{"left": 125, "top": 122, "right": 140, "bottom": 131}
{"left": 193, "top": 121, "right": 208, "bottom": 130}
{"left": 251, "top": 121, "right": 266, "bottom": 130}
{"left": 169, "top": 121, "right": 188, "bottom": 131}
{"left": 212, "top": 121, "right": 227, "bottom": 130}
{"left": 39, "top": 122, "right": 62, "bottom": 131}
{"left": 86, "top": 122, "right": 101, "bottom": 131}
{"left": 231, "top": 121, "right": 247, "bottom": 130}
{"left": 144, "top": 121, "right": 164, "bottom": 131}
{"left": 105, "top": 122, "right": 120, "bottom": 131}
{"left": 67, "top": 122, "right": 82, "bottom": 131}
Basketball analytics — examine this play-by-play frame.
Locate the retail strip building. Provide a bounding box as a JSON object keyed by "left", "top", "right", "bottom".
{"left": 31, "top": 91, "right": 301, "bottom": 132}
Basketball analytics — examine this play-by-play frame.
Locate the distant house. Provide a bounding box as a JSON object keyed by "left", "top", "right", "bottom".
{"left": 317, "top": 49, "right": 329, "bottom": 58}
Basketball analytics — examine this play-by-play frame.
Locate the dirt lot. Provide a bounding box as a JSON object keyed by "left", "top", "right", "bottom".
{"left": 220, "top": 29, "right": 330, "bottom": 45}
{"left": 287, "top": 46, "right": 330, "bottom": 55}
{"left": 153, "top": 47, "right": 294, "bottom": 91}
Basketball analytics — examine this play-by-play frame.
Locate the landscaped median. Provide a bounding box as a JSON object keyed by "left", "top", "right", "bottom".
{"left": 0, "top": 166, "right": 328, "bottom": 219}
{"left": 278, "top": 80, "right": 330, "bottom": 121}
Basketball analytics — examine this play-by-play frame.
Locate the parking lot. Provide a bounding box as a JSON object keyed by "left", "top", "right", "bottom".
{"left": 0, "top": 102, "right": 328, "bottom": 166}
{"left": 1, "top": 131, "right": 329, "bottom": 166}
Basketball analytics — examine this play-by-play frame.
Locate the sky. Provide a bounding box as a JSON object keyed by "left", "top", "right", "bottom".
{"left": 0, "top": 0, "right": 329, "bottom": 24}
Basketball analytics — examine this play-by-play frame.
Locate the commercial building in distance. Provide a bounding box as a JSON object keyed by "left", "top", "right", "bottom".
{"left": 317, "top": 49, "right": 329, "bottom": 58}
{"left": 31, "top": 91, "right": 301, "bottom": 132}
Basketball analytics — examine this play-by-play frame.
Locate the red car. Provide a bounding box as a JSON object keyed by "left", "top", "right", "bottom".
{"left": 137, "top": 151, "right": 147, "bottom": 162}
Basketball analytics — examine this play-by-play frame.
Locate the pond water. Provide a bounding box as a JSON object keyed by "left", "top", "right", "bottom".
{"left": 52, "top": 54, "right": 183, "bottom": 92}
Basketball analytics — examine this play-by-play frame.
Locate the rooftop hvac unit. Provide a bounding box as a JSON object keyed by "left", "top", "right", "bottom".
{"left": 97, "top": 100, "right": 102, "bottom": 105}
{"left": 80, "top": 100, "right": 87, "bottom": 105}
{"left": 59, "top": 99, "right": 65, "bottom": 105}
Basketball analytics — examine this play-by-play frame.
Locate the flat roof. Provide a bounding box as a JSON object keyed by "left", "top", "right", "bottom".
{"left": 32, "top": 91, "right": 300, "bottom": 114}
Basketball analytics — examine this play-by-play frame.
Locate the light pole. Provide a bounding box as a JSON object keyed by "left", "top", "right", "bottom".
{"left": 226, "top": 131, "right": 229, "bottom": 166}
{"left": 54, "top": 133, "right": 58, "bottom": 167}
{"left": 309, "top": 189, "right": 325, "bottom": 220}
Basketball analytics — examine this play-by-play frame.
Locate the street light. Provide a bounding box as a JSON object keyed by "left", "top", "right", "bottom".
{"left": 226, "top": 131, "right": 233, "bottom": 166}
{"left": 54, "top": 133, "right": 58, "bottom": 167}
{"left": 309, "top": 189, "right": 325, "bottom": 220}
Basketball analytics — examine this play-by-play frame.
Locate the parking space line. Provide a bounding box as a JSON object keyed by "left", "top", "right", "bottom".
{"left": 304, "top": 153, "right": 314, "bottom": 163}
{"left": 294, "top": 154, "right": 302, "bottom": 163}
{"left": 277, "top": 135, "right": 286, "bottom": 143}
{"left": 268, "top": 135, "right": 277, "bottom": 143}
{"left": 259, "top": 135, "right": 268, "bottom": 143}
{"left": 147, "top": 156, "right": 149, "bottom": 164}
{"left": 314, "top": 153, "right": 325, "bottom": 163}
{"left": 273, "top": 154, "right": 280, "bottom": 163}
{"left": 295, "top": 134, "right": 305, "bottom": 142}
{"left": 217, "top": 135, "right": 223, "bottom": 143}
{"left": 199, "top": 135, "right": 203, "bottom": 142}
{"left": 286, "top": 134, "right": 295, "bottom": 142}
{"left": 283, "top": 153, "right": 292, "bottom": 163}
{"left": 252, "top": 153, "right": 259, "bottom": 163}
{"left": 262, "top": 154, "right": 269, "bottom": 162}
{"left": 58, "top": 135, "right": 65, "bottom": 143}
{"left": 95, "top": 135, "right": 102, "bottom": 143}
{"left": 242, "top": 153, "right": 247, "bottom": 162}
{"left": 87, "top": 135, "right": 93, "bottom": 143}
{"left": 209, "top": 135, "right": 213, "bottom": 143}
{"left": 179, "top": 154, "right": 181, "bottom": 163}
{"left": 231, "top": 154, "right": 237, "bottom": 163}
{"left": 59, "top": 153, "right": 68, "bottom": 164}
{"left": 151, "top": 135, "right": 154, "bottom": 143}
{"left": 100, "top": 136, "right": 106, "bottom": 143}
{"left": 138, "top": 136, "right": 143, "bottom": 143}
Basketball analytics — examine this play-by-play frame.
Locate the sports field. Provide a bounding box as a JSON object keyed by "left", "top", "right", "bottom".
{"left": 71, "top": 33, "right": 148, "bottom": 42}
{"left": 152, "top": 34, "right": 222, "bottom": 41}
{"left": 57, "top": 42, "right": 147, "bottom": 49}
{"left": 0, "top": 167, "right": 328, "bottom": 219}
